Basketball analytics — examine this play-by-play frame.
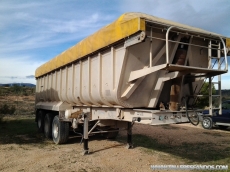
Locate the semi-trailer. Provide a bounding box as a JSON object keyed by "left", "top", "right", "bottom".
{"left": 35, "top": 12, "right": 229, "bottom": 154}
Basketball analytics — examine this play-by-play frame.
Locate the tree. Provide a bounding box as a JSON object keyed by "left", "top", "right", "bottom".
{"left": 195, "top": 82, "right": 216, "bottom": 108}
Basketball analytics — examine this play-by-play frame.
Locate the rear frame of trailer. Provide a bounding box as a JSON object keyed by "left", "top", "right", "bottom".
{"left": 35, "top": 13, "right": 229, "bottom": 154}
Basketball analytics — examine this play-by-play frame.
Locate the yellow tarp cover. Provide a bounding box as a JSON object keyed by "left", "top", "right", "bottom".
{"left": 35, "top": 12, "right": 223, "bottom": 78}
{"left": 226, "top": 38, "right": 230, "bottom": 48}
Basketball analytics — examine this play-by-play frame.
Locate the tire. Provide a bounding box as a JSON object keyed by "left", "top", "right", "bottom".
{"left": 218, "top": 125, "right": 228, "bottom": 130}
{"left": 202, "top": 117, "right": 213, "bottom": 129}
{"left": 103, "top": 128, "right": 119, "bottom": 139}
{"left": 37, "top": 110, "right": 45, "bottom": 133}
{"left": 44, "top": 113, "right": 54, "bottom": 139}
{"left": 52, "top": 116, "right": 69, "bottom": 144}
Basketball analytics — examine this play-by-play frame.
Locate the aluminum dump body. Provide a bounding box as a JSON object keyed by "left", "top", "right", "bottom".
{"left": 35, "top": 12, "right": 228, "bottom": 109}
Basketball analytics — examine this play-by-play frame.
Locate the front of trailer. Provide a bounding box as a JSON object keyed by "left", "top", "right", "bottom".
{"left": 35, "top": 13, "right": 229, "bottom": 154}
{"left": 115, "top": 13, "right": 229, "bottom": 123}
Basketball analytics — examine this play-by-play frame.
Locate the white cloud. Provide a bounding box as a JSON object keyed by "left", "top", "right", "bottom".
{"left": 222, "top": 80, "right": 230, "bottom": 89}
{"left": 120, "top": 0, "right": 230, "bottom": 37}
{"left": 40, "top": 13, "right": 102, "bottom": 33}
{"left": 0, "top": 13, "right": 108, "bottom": 53}
{"left": 0, "top": 1, "right": 115, "bottom": 57}
{"left": 0, "top": 76, "right": 36, "bottom": 85}
{"left": 0, "top": 55, "right": 44, "bottom": 84}
{"left": 0, "top": 1, "right": 117, "bottom": 85}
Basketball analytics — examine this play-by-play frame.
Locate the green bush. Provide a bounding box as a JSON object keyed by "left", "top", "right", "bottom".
{"left": 10, "top": 84, "right": 22, "bottom": 94}
{"left": 23, "top": 91, "right": 28, "bottom": 96}
{"left": 0, "top": 104, "right": 16, "bottom": 115}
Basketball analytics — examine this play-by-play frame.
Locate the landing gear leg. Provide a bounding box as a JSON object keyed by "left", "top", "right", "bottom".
{"left": 126, "top": 122, "right": 133, "bottom": 149}
{"left": 82, "top": 113, "right": 89, "bottom": 155}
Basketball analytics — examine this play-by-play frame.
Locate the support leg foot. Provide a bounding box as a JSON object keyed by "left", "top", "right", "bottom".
{"left": 126, "top": 143, "right": 133, "bottom": 149}
{"left": 81, "top": 150, "right": 89, "bottom": 155}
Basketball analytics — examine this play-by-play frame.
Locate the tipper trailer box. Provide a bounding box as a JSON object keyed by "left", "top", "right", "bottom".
{"left": 35, "top": 12, "right": 229, "bottom": 154}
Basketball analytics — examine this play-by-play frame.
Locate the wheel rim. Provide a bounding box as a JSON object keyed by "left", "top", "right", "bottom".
{"left": 203, "top": 119, "right": 210, "bottom": 128}
{"left": 53, "top": 123, "right": 59, "bottom": 138}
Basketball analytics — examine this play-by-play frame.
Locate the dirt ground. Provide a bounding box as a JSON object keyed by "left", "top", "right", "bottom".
{"left": 1, "top": 95, "right": 230, "bottom": 171}
{"left": 0, "top": 115, "right": 230, "bottom": 172}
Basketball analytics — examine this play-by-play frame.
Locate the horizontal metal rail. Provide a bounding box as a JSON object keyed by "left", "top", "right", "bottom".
{"left": 145, "top": 20, "right": 224, "bottom": 38}
{"left": 90, "top": 129, "right": 126, "bottom": 134}
{"left": 147, "top": 35, "right": 223, "bottom": 51}
{"left": 146, "top": 24, "right": 222, "bottom": 43}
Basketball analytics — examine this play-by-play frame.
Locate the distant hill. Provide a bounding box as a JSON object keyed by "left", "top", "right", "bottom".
{"left": 222, "top": 89, "right": 230, "bottom": 97}
{"left": 0, "top": 83, "right": 36, "bottom": 87}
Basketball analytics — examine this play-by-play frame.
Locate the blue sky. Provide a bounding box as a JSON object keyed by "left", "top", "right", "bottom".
{"left": 0, "top": 0, "right": 230, "bottom": 88}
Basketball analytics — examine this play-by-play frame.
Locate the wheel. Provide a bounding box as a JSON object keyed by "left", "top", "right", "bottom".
{"left": 52, "top": 116, "right": 69, "bottom": 144}
{"left": 202, "top": 117, "right": 213, "bottom": 129}
{"left": 44, "top": 113, "right": 54, "bottom": 138}
{"left": 218, "top": 125, "right": 228, "bottom": 130}
{"left": 37, "top": 110, "right": 45, "bottom": 133}
{"left": 187, "top": 111, "right": 200, "bottom": 126}
{"left": 103, "top": 128, "right": 119, "bottom": 139}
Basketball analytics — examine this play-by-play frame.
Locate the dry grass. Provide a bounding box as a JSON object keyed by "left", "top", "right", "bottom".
{"left": 0, "top": 91, "right": 35, "bottom": 116}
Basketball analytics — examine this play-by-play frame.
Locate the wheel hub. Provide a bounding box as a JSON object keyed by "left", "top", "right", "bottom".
{"left": 203, "top": 119, "right": 210, "bottom": 127}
